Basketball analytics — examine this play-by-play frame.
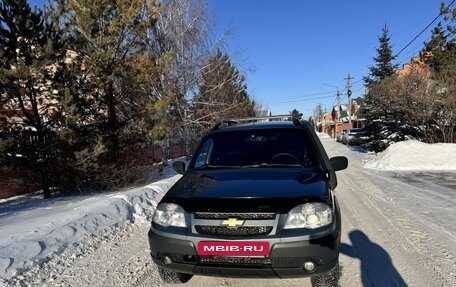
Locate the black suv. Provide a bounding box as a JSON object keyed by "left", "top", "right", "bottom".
{"left": 148, "top": 118, "right": 348, "bottom": 286}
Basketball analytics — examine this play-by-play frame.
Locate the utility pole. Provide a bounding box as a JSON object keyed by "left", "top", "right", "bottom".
{"left": 322, "top": 83, "right": 341, "bottom": 123}
{"left": 322, "top": 82, "right": 341, "bottom": 108}
{"left": 344, "top": 73, "right": 354, "bottom": 124}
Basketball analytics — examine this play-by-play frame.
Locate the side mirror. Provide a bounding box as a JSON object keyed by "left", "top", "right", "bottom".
{"left": 329, "top": 156, "right": 348, "bottom": 171}
{"left": 172, "top": 161, "right": 186, "bottom": 174}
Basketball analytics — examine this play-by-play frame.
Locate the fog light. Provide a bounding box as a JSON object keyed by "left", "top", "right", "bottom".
{"left": 303, "top": 261, "right": 315, "bottom": 271}
{"left": 162, "top": 256, "right": 172, "bottom": 265}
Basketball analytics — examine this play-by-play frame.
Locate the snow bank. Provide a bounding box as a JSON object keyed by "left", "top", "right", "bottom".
{"left": 0, "top": 170, "right": 181, "bottom": 280}
{"left": 364, "top": 140, "right": 456, "bottom": 171}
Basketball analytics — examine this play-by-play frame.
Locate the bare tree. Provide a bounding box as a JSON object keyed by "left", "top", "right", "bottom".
{"left": 421, "top": 3, "right": 456, "bottom": 143}
{"left": 427, "top": 72, "right": 456, "bottom": 143}
{"left": 313, "top": 104, "right": 325, "bottom": 124}
{"left": 142, "top": 0, "right": 217, "bottom": 157}
{"left": 363, "top": 73, "right": 422, "bottom": 151}
{"left": 364, "top": 58, "right": 454, "bottom": 147}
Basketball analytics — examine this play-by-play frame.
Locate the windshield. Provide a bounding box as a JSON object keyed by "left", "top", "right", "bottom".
{"left": 192, "top": 128, "right": 317, "bottom": 168}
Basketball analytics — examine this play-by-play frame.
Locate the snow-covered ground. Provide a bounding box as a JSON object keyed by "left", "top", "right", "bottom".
{"left": 0, "top": 136, "right": 455, "bottom": 287}
{"left": 0, "top": 163, "right": 182, "bottom": 283}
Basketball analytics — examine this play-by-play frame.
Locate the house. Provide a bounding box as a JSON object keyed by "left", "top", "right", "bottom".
{"left": 319, "top": 111, "right": 334, "bottom": 136}
{"left": 318, "top": 99, "right": 365, "bottom": 138}
{"left": 395, "top": 55, "right": 431, "bottom": 78}
{"left": 316, "top": 55, "right": 433, "bottom": 139}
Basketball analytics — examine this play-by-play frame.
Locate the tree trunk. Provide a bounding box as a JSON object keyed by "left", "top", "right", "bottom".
{"left": 106, "top": 80, "right": 119, "bottom": 158}
{"left": 40, "top": 167, "right": 51, "bottom": 199}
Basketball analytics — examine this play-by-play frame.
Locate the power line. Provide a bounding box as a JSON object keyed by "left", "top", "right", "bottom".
{"left": 394, "top": 0, "right": 455, "bottom": 58}
{"left": 263, "top": 94, "right": 335, "bottom": 105}
{"left": 261, "top": 91, "right": 334, "bottom": 104}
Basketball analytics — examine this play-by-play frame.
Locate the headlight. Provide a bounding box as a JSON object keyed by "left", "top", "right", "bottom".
{"left": 284, "top": 202, "right": 333, "bottom": 229}
{"left": 153, "top": 203, "right": 187, "bottom": 228}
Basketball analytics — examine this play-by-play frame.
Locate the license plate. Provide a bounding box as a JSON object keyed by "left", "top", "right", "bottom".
{"left": 197, "top": 241, "right": 269, "bottom": 256}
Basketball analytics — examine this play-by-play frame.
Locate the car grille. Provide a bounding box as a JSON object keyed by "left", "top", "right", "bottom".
{"left": 199, "top": 256, "right": 272, "bottom": 266}
{"left": 194, "top": 213, "right": 276, "bottom": 220}
{"left": 198, "top": 256, "right": 323, "bottom": 268}
{"left": 195, "top": 225, "right": 273, "bottom": 236}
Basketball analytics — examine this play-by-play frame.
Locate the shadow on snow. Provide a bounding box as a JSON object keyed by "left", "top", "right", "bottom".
{"left": 341, "top": 230, "right": 408, "bottom": 287}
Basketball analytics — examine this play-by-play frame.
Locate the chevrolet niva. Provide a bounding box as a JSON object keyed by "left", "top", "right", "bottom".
{"left": 148, "top": 118, "right": 348, "bottom": 287}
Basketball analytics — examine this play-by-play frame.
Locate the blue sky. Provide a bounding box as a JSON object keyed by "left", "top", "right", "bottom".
{"left": 28, "top": 0, "right": 447, "bottom": 118}
{"left": 208, "top": 0, "right": 447, "bottom": 117}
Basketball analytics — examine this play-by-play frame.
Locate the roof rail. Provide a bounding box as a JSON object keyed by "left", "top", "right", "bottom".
{"left": 211, "top": 114, "right": 298, "bottom": 131}
{"left": 224, "top": 114, "right": 294, "bottom": 122}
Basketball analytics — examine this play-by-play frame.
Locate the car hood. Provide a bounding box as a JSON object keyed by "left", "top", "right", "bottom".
{"left": 162, "top": 168, "right": 329, "bottom": 213}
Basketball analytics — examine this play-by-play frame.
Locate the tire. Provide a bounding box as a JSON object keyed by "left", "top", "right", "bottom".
{"left": 157, "top": 266, "right": 193, "bottom": 284}
{"left": 310, "top": 263, "right": 340, "bottom": 287}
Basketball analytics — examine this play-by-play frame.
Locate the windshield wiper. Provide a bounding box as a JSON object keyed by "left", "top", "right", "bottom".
{"left": 194, "top": 164, "right": 241, "bottom": 170}
{"left": 241, "top": 163, "right": 303, "bottom": 168}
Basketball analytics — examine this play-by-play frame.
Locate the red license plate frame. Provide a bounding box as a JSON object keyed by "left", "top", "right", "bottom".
{"left": 197, "top": 241, "right": 270, "bottom": 257}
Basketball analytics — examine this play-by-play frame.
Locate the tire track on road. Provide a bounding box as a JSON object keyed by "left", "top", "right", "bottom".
{"left": 338, "top": 164, "right": 456, "bottom": 287}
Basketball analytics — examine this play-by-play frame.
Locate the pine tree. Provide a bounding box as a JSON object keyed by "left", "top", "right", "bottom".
{"left": 423, "top": 23, "right": 448, "bottom": 74}
{"left": 195, "top": 50, "right": 255, "bottom": 129}
{"left": 0, "top": 0, "right": 67, "bottom": 198}
{"left": 363, "top": 25, "right": 398, "bottom": 86}
{"left": 56, "top": 0, "right": 159, "bottom": 155}
{"left": 362, "top": 25, "right": 400, "bottom": 151}
{"left": 48, "top": 0, "right": 168, "bottom": 190}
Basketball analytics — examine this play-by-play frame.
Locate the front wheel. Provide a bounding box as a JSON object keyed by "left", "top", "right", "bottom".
{"left": 157, "top": 266, "right": 193, "bottom": 284}
{"left": 310, "top": 263, "right": 340, "bottom": 287}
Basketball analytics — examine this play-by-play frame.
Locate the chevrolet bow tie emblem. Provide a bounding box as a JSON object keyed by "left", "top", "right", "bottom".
{"left": 221, "top": 218, "right": 245, "bottom": 228}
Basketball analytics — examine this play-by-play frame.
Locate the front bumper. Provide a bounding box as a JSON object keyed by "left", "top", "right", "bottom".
{"left": 148, "top": 227, "right": 340, "bottom": 278}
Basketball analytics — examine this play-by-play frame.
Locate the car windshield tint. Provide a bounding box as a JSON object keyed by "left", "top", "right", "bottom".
{"left": 193, "top": 128, "right": 317, "bottom": 168}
